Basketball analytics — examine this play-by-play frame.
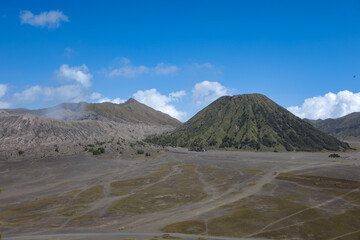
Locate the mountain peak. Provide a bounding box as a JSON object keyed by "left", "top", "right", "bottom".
{"left": 149, "top": 94, "right": 349, "bottom": 152}
{"left": 125, "top": 98, "right": 139, "bottom": 104}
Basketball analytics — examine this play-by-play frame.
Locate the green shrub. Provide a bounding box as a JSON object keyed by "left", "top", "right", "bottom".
{"left": 98, "top": 147, "right": 105, "bottom": 153}
{"left": 329, "top": 153, "right": 340, "bottom": 158}
{"left": 137, "top": 149, "right": 144, "bottom": 154}
{"left": 145, "top": 152, "right": 151, "bottom": 156}
{"left": 18, "top": 150, "right": 24, "bottom": 155}
{"left": 93, "top": 150, "right": 101, "bottom": 155}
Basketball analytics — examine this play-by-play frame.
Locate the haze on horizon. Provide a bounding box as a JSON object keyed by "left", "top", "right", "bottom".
{"left": 1, "top": 1, "right": 360, "bottom": 121}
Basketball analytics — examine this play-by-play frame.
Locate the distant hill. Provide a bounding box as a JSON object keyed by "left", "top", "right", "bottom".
{"left": 2, "top": 99, "right": 181, "bottom": 127}
{"left": 305, "top": 112, "right": 360, "bottom": 141}
{"left": 149, "top": 94, "right": 350, "bottom": 152}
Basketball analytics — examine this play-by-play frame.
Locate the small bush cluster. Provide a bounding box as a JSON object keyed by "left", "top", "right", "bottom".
{"left": 328, "top": 153, "right": 340, "bottom": 158}
{"left": 137, "top": 149, "right": 144, "bottom": 154}
{"left": 90, "top": 147, "right": 106, "bottom": 155}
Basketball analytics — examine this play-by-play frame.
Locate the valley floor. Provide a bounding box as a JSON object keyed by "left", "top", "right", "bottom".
{"left": 1, "top": 149, "right": 360, "bottom": 240}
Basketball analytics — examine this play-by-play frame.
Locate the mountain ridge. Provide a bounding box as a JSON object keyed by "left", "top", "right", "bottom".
{"left": 1, "top": 98, "right": 181, "bottom": 127}
{"left": 305, "top": 112, "right": 360, "bottom": 141}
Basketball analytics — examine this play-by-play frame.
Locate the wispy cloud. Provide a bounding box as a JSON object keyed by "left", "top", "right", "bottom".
{"left": 90, "top": 92, "right": 126, "bottom": 104}
{"left": 11, "top": 64, "right": 93, "bottom": 105}
{"left": 0, "top": 84, "right": 10, "bottom": 108}
{"left": 192, "top": 81, "right": 232, "bottom": 106}
{"left": 191, "top": 62, "right": 214, "bottom": 70}
{"left": 20, "top": 10, "right": 69, "bottom": 28}
{"left": 13, "top": 85, "right": 87, "bottom": 103}
{"left": 107, "top": 57, "right": 179, "bottom": 78}
{"left": 154, "top": 63, "right": 179, "bottom": 75}
{"left": 64, "top": 48, "right": 75, "bottom": 57}
{"left": 288, "top": 90, "right": 360, "bottom": 119}
{"left": 57, "top": 64, "right": 93, "bottom": 88}
{"left": 108, "top": 65, "right": 149, "bottom": 78}
{"left": 133, "top": 88, "right": 187, "bottom": 121}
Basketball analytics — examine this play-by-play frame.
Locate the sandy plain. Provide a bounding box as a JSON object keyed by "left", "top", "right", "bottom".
{"left": 1, "top": 148, "right": 360, "bottom": 240}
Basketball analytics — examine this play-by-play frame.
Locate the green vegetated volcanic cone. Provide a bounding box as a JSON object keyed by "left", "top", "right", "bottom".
{"left": 149, "top": 94, "right": 350, "bottom": 151}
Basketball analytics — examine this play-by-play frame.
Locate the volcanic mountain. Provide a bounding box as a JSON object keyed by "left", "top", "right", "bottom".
{"left": 3, "top": 98, "right": 181, "bottom": 127}
{"left": 305, "top": 112, "right": 360, "bottom": 141}
{"left": 149, "top": 94, "right": 350, "bottom": 151}
{"left": 0, "top": 99, "right": 180, "bottom": 160}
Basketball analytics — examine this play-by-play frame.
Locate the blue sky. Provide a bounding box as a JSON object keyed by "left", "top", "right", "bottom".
{"left": 1, "top": 0, "right": 360, "bottom": 121}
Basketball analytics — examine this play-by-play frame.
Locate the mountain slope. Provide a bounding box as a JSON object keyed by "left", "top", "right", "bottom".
{"left": 87, "top": 98, "right": 181, "bottom": 127}
{"left": 149, "top": 94, "right": 350, "bottom": 151}
{"left": 0, "top": 113, "right": 172, "bottom": 160}
{"left": 305, "top": 112, "right": 360, "bottom": 141}
{"left": 2, "top": 99, "right": 181, "bottom": 127}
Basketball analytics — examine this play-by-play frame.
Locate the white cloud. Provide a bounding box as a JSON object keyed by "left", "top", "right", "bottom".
{"left": 19, "top": 10, "right": 69, "bottom": 28}
{"left": 0, "top": 84, "right": 10, "bottom": 108}
{"left": 133, "top": 88, "right": 186, "bottom": 121}
{"left": 11, "top": 64, "right": 93, "bottom": 105}
{"left": 0, "top": 84, "right": 7, "bottom": 98}
{"left": 191, "top": 62, "right": 214, "bottom": 69}
{"left": 287, "top": 90, "right": 360, "bottom": 119}
{"left": 107, "top": 58, "right": 178, "bottom": 78}
{"left": 97, "top": 97, "right": 126, "bottom": 104}
{"left": 90, "top": 92, "right": 102, "bottom": 99}
{"left": 169, "top": 90, "right": 186, "bottom": 99}
{"left": 192, "top": 81, "right": 232, "bottom": 106}
{"left": 119, "top": 57, "right": 131, "bottom": 65}
{"left": 154, "top": 63, "right": 179, "bottom": 75}
{"left": 64, "top": 48, "right": 75, "bottom": 57}
{"left": 57, "top": 64, "right": 93, "bottom": 88}
{"left": 90, "top": 92, "right": 126, "bottom": 104}
{"left": 108, "top": 65, "right": 148, "bottom": 78}
{"left": 14, "top": 84, "right": 87, "bottom": 103}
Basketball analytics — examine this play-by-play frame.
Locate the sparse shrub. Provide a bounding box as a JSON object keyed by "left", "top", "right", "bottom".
{"left": 93, "top": 150, "right": 101, "bottom": 155}
{"left": 98, "top": 147, "right": 105, "bottom": 153}
{"left": 84, "top": 147, "right": 88, "bottom": 151}
{"left": 137, "top": 149, "right": 144, "bottom": 154}
{"left": 145, "top": 152, "right": 151, "bottom": 156}
{"left": 87, "top": 144, "right": 94, "bottom": 147}
{"left": 130, "top": 143, "right": 135, "bottom": 148}
{"left": 136, "top": 141, "right": 145, "bottom": 146}
{"left": 55, "top": 147, "right": 59, "bottom": 152}
{"left": 88, "top": 148, "right": 94, "bottom": 152}
{"left": 18, "top": 150, "right": 24, "bottom": 155}
{"left": 329, "top": 153, "right": 340, "bottom": 158}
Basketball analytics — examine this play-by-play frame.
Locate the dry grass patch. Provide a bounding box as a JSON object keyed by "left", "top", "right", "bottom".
{"left": 161, "top": 220, "right": 206, "bottom": 234}
{"left": 276, "top": 173, "right": 360, "bottom": 189}
{"left": 255, "top": 209, "right": 360, "bottom": 240}
{"left": 70, "top": 214, "right": 94, "bottom": 224}
{"left": 71, "top": 185, "right": 104, "bottom": 204}
{"left": 161, "top": 234, "right": 182, "bottom": 239}
{"left": 110, "top": 162, "right": 177, "bottom": 196}
{"left": 110, "top": 163, "right": 207, "bottom": 214}
{"left": 208, "top": 195, "right": 324, "bottom": 237}
{"left": 197, "top": 167, "right": 240, "bottom": 191}
{"left": 242, "top": 169, "right": 264, "bottom": 175}
{"left": 56, "top": 205, "right": 90, "bottom": 217}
